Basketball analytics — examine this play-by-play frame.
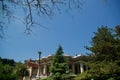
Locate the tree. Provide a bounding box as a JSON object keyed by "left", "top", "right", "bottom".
{"left": 0, "top": 57, "right": 29, "bottom": 80}
{"left": 14, "top": 62, "right": 29, "bottom": 80}
{"left": 0, "top": 57, "right": 16, "bottom": 66}
{"left": 0, "top": 0, "right": 83, "bottom": 37}
{"left": 74, "top": 26, "right": 120, "bottom": 80}
{"left": 49, "top": 45, "right": 70, "bottom": 80}
{"left": 86, "top": 26, "right": 118, "bottom": 61}
{"left": 0, "top": 58, "right": 17, "bottom": 80}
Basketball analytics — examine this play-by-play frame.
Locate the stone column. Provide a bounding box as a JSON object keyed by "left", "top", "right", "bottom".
{"left": 29, "top": 67, "right": 32, "bottom": 80}
{"left": 36, "top": 67, "right": 40, "bottom": 77}
{"left": 72, "top": 63, "right": 75, "bottom": 74}
{"left": 40, "top": 66, "right": 43, "bottom": 75}
{"left": 86, "top": 66, "right": 88, "bottom": 71}
{"left": 80, "top": 63, "right": 84, "bottom": 73}
{"left": 37, "top": 65, "right": 43, "bottom": 78}
{"left": 43, "top": 64, "right": 47, "bottom": 75}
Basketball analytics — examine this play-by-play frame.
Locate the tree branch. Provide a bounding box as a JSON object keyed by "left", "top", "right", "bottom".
{"left": 0, "top": 0, "right": 83, "bottom": 37}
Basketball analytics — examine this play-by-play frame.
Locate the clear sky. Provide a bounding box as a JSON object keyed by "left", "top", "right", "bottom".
{"left": 0, "top": 0, "right": 120, "bottom": 62}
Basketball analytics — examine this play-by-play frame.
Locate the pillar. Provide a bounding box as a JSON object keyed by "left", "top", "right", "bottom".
{"left": 36, "top": 67, "right": 40, "bottom": 77}
{"left": 43, "top": 64, "right": 47, "bottom": 75}
{"left": 72, "top": 63, "right": 75, "bottom": 74}
{"left": 86, "top": 66, "right": 88, "bottom": 71}
{"left": 80, "top": 63, "right": 84, "bottom": 73}
{"left": 29, "top": 67, "right": 32, "bottom": 80}
{"left": 37, "top": 65, "right": 43, "bottom": 78}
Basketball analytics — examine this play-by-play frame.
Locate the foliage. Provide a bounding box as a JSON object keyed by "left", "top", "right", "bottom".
{"left": 14, "top": 62, "right": 29, "bottom": 80}
{"left": 40, "top": 76, "right": 52, "bottom": 80}
{"left": 0, "top": 57, "right": 29, "bottom": 80}
{"left": 74, "top": 25, "right": 120, "bottom": 80}
{"left": 83, "top": 61, "right": 120, "bottom": 80}
{"left": 0, "top": 57, "right": 16, "bottom": 66}
{"left": 74, "top": 71, "right": 91, "bottom": 80}
{"left": 0, "top": 59, "right": 17, "bottom": 80}
{"left": 49, "top": 45, "right": 70, "bottom": 80}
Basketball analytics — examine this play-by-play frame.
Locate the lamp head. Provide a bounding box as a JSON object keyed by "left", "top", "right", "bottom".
{"left": 38, "top": 51, "right": 42, "bottom": 55}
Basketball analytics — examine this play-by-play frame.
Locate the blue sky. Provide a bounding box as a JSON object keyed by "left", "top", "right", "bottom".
{"left": 0, "top": 0, "right": 120, "bottom": 62}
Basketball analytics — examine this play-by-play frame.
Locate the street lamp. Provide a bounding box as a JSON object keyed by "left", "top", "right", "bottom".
{"left": 36, "top": 51, "right": 42, "bottom": 79}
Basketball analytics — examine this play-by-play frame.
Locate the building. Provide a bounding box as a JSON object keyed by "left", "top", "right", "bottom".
{"left": 25, "top": 54, "right": 87, "bottom": 79}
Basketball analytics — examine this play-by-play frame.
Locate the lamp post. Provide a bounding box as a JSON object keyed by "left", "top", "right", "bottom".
{"left": 37, "top": 51, "right": 42, "bottom": 79}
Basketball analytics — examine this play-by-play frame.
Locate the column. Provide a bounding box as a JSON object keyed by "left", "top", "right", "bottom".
{"left": 72, "top": 63, "right": 75, "bottom": 74}
{"left": 29, "top": 67, "right": 32, "bottom": 80}
{"left": 43, "top": 64, "right": 47, "bottom": 75}
{"left": 36, "top": 67, "right": 40, "bottom": 77}
{"left": 86, "top": 66, "right": 88, "bottom": 71}
{"left": 40, "top": 66, "right": 42, "bottom": 75}
{"left": 37, "top": 65, "right": 43, "bottom": 78}
{"left": 77, "top": 63, "right": 80, "bottom": 74}
{"left": 80, "top": 63, "right": 84, "bottom": 73}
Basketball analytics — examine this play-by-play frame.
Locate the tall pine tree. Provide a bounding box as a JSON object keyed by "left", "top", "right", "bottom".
{"left": 74, "top": 26, "right": 120, "bottom": 80}
{"left": 49, "top": 45, "right": 70, "bottom": 80}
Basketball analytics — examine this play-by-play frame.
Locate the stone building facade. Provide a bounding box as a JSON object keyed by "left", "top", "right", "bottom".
{"left": 25, "top": 54, "right": 87, "bottom": 79}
